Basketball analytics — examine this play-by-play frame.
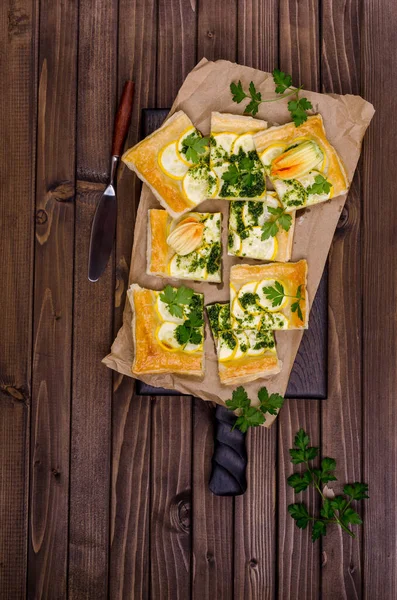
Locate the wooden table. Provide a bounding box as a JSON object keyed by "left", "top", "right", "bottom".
{"left": 1, "top": 1, "right": 394, "bottom": 598}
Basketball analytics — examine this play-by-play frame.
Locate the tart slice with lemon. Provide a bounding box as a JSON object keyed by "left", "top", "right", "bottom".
{"left": 122, "top": 111, "right": 213, "bottom": 218}
{"left": 228, "top": 192, "right": 295, "bottom": 261}
{"left": 147, "top": 209, "right": 222, "bottom": 282}
{"left": 206, "top": 302, "right": 281, "bottom": 385}
{"left": 254, "top": 114, "right": 349, "bottom": 212}
{"left": 210, "top": 112, "right": 268, "bottom": 199}
{"left": 128, "top": 283, "right": 204, "bottom": 376}
{"left": 229, "top": 260, "right": 309, "bottom": 331}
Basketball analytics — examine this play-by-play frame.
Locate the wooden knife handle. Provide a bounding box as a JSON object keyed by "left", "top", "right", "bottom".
{"left": 209, "top": 405, "right": 247, "bottom": 496}
{"left": 111, "top": 80, "right": 135, "bottom": 157}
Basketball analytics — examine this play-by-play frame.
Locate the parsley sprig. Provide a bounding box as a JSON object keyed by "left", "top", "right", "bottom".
{"left": 225, "top": 386, "right": 285, "bottom": 433}
{"left": 175, "top": 311, "right": 203, "bottom": 346}
{"left": 261, "top": 206, "right": 292, "bottom": 240}
{"left": 230, "top": 69, "right": 313, "bottom": 126}
{"left": 262, "top": 282, "right": 304, "bottom": 322}
{"left": 181, "top": 132, "right": 209, "bottom": 163}
{"left": 288, "top": 429, "right": 369, "bottom": 541}
{"left": 222, "top": 156, "right": 256, "bottom": 187}
{"left": 307, "top": 174, "right": 332, "bottom": 196}
{"left": 159, "top": 284, "right": 194, "bottom": 318}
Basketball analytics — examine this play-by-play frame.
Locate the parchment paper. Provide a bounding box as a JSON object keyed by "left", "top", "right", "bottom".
{"left": 103, "top": 59, "right": 374, "bottom": 427}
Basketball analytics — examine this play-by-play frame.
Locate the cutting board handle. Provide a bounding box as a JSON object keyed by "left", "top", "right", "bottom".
{"left": 112, "top": 80, "right": 135, "bottom": 157}
{"left": 209, "top": 405, "right": 247, "bottom": 496}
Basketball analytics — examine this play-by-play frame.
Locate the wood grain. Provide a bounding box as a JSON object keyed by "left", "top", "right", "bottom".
{"left": 197, "top": 0, "right": 237, "bottom": 62}
{"left": 110, "top": 378, "right": 151, "bottom": 599}
{"left": 0, "top": 0, "right": 37, "bottom": 596}
{"left": 191, "top": 401, "right": 233, "bottom": 599}
{"left": 68, "top": 1, "right": 117, "bottom": 597}
{"left": 28, "top": 0, "right": 77, "bottom": 596}
{"left": 237, "top": 0, "right": 277, "bottom": 71}
{"left": 362, "top": 1, "right": 397, "bottom": 597}
{"left": 278, "top": 1, "right": 322, "bottom": 597}
{"left": 110, "top": 4, "right": 157, "bottom": 592}
{"left": 151, "top": 396, "right": 193, "bottom": 599}
{"left": 278, "top": 401, "right": 321, "bottom": 600}
{"left": 320, "top": 1, "right": 363, "bottom": 597}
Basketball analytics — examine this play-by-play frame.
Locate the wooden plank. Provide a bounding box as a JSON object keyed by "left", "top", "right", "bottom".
{"left": 109, "top": 1, "right": 157, "bottom": 597}
{"left": 237, "top": 0, "right": 277, "bottom": 70}
{"left": 150, "top": 397, "right": 192, "bottom": 599}
{"left": 0, "top": 0, "right": 37, "bottom": 596}
{"left": 278, "top": 1, "right": 321, "bottom": 597}
{"left": 320, "top": 1, "right": 363, "bottom": 597}
{"left": 28, "top": 0, "right": 77, "bottom": 597}
{"left": 197, "top": 0, "right": 237, "bottom": 62}
{"left": 68, "top": 1, "right": 117, "bottom": 597}
{"left": 278, "top": 401, "right": 321, "bottom": 600}
{"left": 362, "top": 1, "right": 397, "bottom": 597}
{"left": 191, "top": 401, "right": 233, "bottom": 600}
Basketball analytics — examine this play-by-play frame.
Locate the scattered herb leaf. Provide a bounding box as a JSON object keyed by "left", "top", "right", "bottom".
{"left": 261, "top": 206, "right": 292, "bottom": 240}
{"left": 160, "top": 285, "right": 194, "bottom": 318}
{"left": 307, "top": 174, "right": 332, "bottom": 196}
{"left": 287, "top": 429, "right": 369, "bottom": 542}
{"left": 262, "top": 282, "right": 305, "bottom": 322}
{"left": 181, "top": 132, "right": 210, "bottom": 163}
{"left": 225, "top": 386, "right": 285, "bottom": 433}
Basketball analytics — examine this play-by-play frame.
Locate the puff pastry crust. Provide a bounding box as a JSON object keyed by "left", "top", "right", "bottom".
{"left": 210, "top": 112, "right": 268, "bottom": 200}
{"left": 228, "top": 192, "right": 295, "bottom": 262}
{"left": 147, "top": 209, "right": 222, "bottom": 282}
{"left": 206, "top": 303, "right": 281, "bottom": 385}
{"left": 128, "top": 284, "right": 204, "bottom": 376}
{"left": 123, "top": 111, "right": 212, "bottom": 218}
{"left": 254, "top": 114, "right": 349, "bottom": 211}
{"left": 230, "top": 260, "right": 308, "bottom": 330}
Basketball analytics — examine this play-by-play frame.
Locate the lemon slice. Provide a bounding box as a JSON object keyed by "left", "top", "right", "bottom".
{"left": 156, "top": 322, "right": 181, "bottom": 351}
{"left": 237, "top": 282, "right": 260, "bottom": 314}
{"left": 256, "top": 278, "right": 287, "bottom": 312}
{"left": 241, "top": 227, "right": 277, "bottom": 260}
{"left": 218, "top": 331, "right": 237, "bottom": 362}
{"left": 169, "top": 253, "right": 207, "bottom": 280}
{"left": 218, "top": 304, "right": 231, "bottom": 331}
{"left": 228, "top": 231, "right": 242, "bottom": 256}
{"left": 182, "top": 167, "right": 218, "bottom": 206}
{"left": 156, "top": 294, "right": 185, "bottom": 323}
{"left": 211, "top": 132, "right": 239, "bottom": 157}
{"left": 176, "top": 126, "right": 197, "bottom": 165}
{"left": 260, "top": 142, "right": 288, "bottom": 168}
{"left": 231, "top": 297, "right": 246, "bottom": 321}
{"left": 185, "top": 341, "right": 203, "bottom": 353}
{"left": 232, "top": 132, "right": 256, "bottom": 154}
{"left": 158, "top": 141, "right": 189, "bottom": 180}
{"left": 234, "top": 331, "right": 249, "bottom": 359}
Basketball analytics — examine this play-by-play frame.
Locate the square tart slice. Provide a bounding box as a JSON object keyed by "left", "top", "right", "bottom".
{"left": 147, "top": 209, "right": 222, "bottom": 282}
{"left": 206, "top": 303, "right": 281, "bottom": 385}
{"left": 228, "top": 192, "right": 295, "bottom": 261}
{"left": 210, "top": 112, "right": 268, "bottom": 200}
{"left": 254, "top": 114, "right": 349, "bottom": 213}
{"left": 122, "top": 111, "right": 217, "bottom": 218}
{"left": 128, "top": 284, "right": 204, "bottom": 377}
{"left": 229, "top": 260, "right": 308, "bottom": 331}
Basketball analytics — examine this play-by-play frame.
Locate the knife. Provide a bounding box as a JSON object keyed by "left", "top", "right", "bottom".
{"left": 88, "top": 80, "right": 135, "bottom": 282}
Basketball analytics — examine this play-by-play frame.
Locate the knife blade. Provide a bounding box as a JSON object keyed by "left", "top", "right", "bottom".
{"left": 88, "top": 80, "right": 135, "bottom": 282}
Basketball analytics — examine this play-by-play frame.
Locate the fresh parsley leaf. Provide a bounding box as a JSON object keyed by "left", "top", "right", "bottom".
{"left": 307, "top": 174, "right": 332, "bottom": 196}
{"left": 288, "top": 97, "right": 313, "bottom": 126}
{"left": 187, "top": 311, "right": 203, "bottom": 328}
{"left": 343, "top": 483, "right": 369, "bottom": 501}
{"left": 226, "top": 386, "right": 284, "bottom": 433}
{"left": 225, "top": 386, "right": 250, "bottom": 411}
{"left": 160, "top": 285, "right": 194, "bottom": 318}
{"left": 288, "top": 503, "right": 310, "bottom": 529}
{"left": 230, "top": 80, "right": 248, "bottom": 103}
{"left": 261, "top": 220, "right": 279, "bottom": 240}
{"left": 287, "top": 471, "right": 312, "bottom": 493}
{"left": 320, "top": 499, "right": 335, "bottom": 520}
{"left": 312, "top": 520, "right": 327, "bottom": 541}
{"left": 182, "top": 132, "right": 209, "bottom": 163}
{"left": 287, "top": 429, "right": 369, "bottom": 542}
{"left": 189, "top": 329, "right": 203, "bottom": 345}
{"left": 222, "top": 163, "right": 240, "bottom": 185}
{"left": 175, "top": 323, "right": 191, "bottom": 344}
{"left": 261, "top": 206, "right": 292, "bottom": 240}
{"left": 262, "top": 281, "right": 285, "bottom": 307}
{"left": 273, "top": 69, "right": 293, "bottom": 94}
{"left": 258, "top": 387, "right": 284, "bottom": 415}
